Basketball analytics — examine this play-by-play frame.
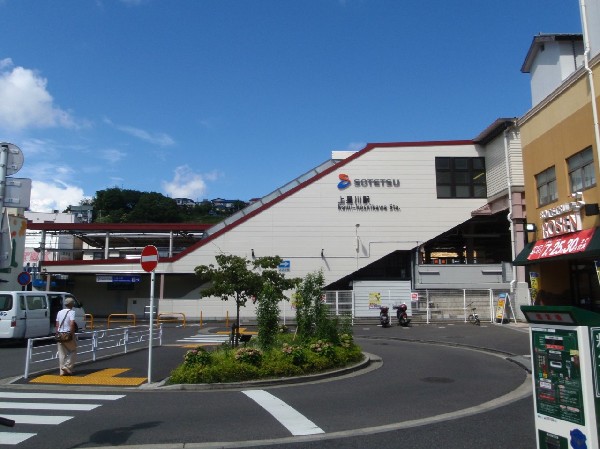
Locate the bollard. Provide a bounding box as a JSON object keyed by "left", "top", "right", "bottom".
{"left": 200, "top": 310, "right": 203, "bottom": 328}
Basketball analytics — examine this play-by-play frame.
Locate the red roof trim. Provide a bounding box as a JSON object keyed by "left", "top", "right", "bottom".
{"left": 43, "top": 139, "right": 475, "bottom": 268}
{"left": 28, "top": 223, "right": 211, "bottom": 232}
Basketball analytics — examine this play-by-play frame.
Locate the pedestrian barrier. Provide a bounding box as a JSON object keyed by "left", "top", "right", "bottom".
{"left": 85, "top": 313, "right": 94, "bottom": 330}
{"left": 107, "top": 313, "right": 136, "bottom": 328}
{"left": 157, "top": 312, "right": 186, "bottom": 327}
{"left": 23, "top": 324, "right": 163, "bottom": 379}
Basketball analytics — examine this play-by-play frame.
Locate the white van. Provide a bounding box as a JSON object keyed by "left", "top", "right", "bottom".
{"left": 0, "top": 291, "right": 86, "bottom": 340}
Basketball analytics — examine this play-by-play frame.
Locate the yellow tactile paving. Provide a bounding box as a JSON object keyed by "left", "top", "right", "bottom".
{"left": 30, "top": 368, "right": 147, "bottom": 386}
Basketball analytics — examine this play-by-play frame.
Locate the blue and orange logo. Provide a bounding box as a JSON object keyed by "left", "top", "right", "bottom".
{"left": 338, "top": 173, "right": 351, "bottom": 190}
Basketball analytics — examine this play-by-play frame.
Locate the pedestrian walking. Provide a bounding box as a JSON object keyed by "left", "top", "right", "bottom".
{"left": 55, "top": 297, "right": 77, "bottom": 375}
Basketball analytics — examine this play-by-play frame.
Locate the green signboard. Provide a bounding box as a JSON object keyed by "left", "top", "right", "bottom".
{"left": 531, "top": 328, "right": 585, "bottom": 426}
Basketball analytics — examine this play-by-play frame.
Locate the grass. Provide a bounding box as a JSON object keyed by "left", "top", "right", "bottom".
{"left": 168, "top": 332, "right": 363, "bottom": 384}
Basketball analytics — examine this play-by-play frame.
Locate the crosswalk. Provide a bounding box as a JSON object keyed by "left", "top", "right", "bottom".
{"left": 177, "top": 334, "right": 231, "bottom": 345}
{"left": 0, "top": 391, "right": 124, "bottom": 445}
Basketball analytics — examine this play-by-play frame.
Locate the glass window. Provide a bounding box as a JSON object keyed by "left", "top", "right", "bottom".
{"left": 25, "top": 295, "right": 47, "bottom": 311}
{"left": 0, "top": 294, "right": 11, "bottom": 311}
{"left": 568, "top": 147, "right": 596, "bottom": 192}
{"left": 536, "top": 166, "right": 557, "bottom": 206}
{"left": 435, "top": 157, "right": 487, "bottom": 199}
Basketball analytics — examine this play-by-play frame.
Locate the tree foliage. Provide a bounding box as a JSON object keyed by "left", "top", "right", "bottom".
{"left": 294, "top": 270, "right": 341, "bottom": 343}
{"left": 195, "top": 254, "right": 299, "bottom": 346}
{"left": 88, "top": 187, "right": 246, "bottom": 223}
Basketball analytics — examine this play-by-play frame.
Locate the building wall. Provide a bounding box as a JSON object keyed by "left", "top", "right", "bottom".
{"left": 484, "top": 128, "right": 524, "bottom": 198}
{"left": 171, "top": 142, "right": 488, "bottom": 287}
{"left": 521, "top": 65, "right": 600, "bottom": 237}
{"left": 519, "top": 57, "right": 600, "bottom": 300}
{"left": 583, "top": 0, "right": 600, "bottom": 59}
{"left": 529, "top": 40, "right": 585, "bottom": 106}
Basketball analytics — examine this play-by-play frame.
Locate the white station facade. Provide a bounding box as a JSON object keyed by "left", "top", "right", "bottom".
{"left": 40, "top": 128, "right": 525, "bottom": 320}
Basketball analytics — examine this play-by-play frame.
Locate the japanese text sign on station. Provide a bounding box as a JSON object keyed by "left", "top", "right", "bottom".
{"left": 140, "top": 245, "right": 159, "bottom": 272}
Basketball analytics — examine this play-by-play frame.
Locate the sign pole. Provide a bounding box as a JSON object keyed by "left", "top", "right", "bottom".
{"left": 140, "top": 245, "right": 159, "bottom": 385}
{"left": 148, "top": 270, "right": 155, "bottom": 383}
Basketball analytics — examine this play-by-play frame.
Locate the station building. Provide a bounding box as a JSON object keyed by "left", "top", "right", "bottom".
{"left": 37, "top": 122, "right": 527, "bottom": 322}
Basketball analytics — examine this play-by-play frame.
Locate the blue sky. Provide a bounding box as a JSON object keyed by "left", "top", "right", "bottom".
{"left": 0, "top": 0, "right": 583, "bottom": 212}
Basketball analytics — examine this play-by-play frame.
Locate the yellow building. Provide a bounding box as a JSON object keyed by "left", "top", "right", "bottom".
{"left": 515, "top": 21, "right": 600, "bottom": 310}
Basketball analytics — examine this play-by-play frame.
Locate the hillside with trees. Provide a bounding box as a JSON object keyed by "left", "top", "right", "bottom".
{"left": 71, "top": 187, "right": 247, "bottom": 224}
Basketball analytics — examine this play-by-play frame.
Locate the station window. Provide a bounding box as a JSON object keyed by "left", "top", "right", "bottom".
{"left": 435, "top": 157, "right": 486, "bottom": 199}
{"left": 568, "top": 147, "right": 595, "bottom": 193}
{"left": 536, "top": 166, "right": 557, "bottom": 206}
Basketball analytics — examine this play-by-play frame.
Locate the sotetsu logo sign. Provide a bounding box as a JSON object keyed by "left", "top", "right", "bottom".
{"left": 337, "top": 173, "right": 400, "bottom": 190}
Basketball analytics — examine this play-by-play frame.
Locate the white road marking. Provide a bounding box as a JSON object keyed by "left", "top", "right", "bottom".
{"left": 0, "top": 432, "right": 36, "bottom": 445}
{"left": 243, "top": 389, "right": 324, "bottom": 436}
{"left": 178, "top": 335, "right": 230, "bottom": 344}
{"left": 1, "top": 414, "right": 73, "bottom": 425}
{"left": 0, "top": 390, "right": 125, "bottom": 445}
{"left": 0, "top": 401, "right": 100, "bottom": 411}
{"left": 0, "top": 392, "right": 124, "bottom": 401}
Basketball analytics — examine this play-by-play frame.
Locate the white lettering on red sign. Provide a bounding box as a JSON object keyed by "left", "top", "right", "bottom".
{"left": 528, "top": 228, "right": 595, "bottom": 261}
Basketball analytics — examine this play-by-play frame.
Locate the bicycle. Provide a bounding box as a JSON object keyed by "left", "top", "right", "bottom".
{"left": 467, "top": 303, "right": 480, "bottom": 326}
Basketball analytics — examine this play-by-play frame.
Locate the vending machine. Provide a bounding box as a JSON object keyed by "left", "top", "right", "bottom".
{"left": 521, "top": 306, "right": 600, "bottom": 449}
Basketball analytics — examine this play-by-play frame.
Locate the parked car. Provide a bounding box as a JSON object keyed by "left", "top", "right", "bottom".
{"left": 0, "top": 291, "right": 86, "bottom": 340}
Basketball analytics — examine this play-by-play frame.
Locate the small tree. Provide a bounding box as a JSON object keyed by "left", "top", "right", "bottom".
{"left": 256, "top": 283, "right": 281, "bottom": 349}
{"left": 195, "top": 254, "right": 297, "bottom": 346}
{"left": 294, "top": 270, "right": 340, "bottom": 343}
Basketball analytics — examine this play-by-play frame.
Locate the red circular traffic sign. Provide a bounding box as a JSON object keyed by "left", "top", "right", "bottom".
{"left": 140, "top": 245, "right": 159, "bottom": 272}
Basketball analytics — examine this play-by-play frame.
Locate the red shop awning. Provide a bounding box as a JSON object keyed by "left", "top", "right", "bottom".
{"left": 513, "top": 227, "right": 600, "bottom": 265}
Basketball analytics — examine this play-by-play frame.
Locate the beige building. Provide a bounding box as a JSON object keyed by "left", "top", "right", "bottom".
{"left": 514, "top": 6, "right": 600, "bottom": 310}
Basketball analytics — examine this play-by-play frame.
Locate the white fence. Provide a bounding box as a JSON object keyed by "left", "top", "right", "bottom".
{"left": 324, "top": 289, "right": 517, "bottom": 323}
{"left": 24, "top": 325, "right": 162, "bottom": 379}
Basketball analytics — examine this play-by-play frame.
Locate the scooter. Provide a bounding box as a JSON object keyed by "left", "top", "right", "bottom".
{"left": 379, "top": 306, "right": 391, "bottom": 328}
{"left": 393, "top": 304, "right": 411, "bottom": 327}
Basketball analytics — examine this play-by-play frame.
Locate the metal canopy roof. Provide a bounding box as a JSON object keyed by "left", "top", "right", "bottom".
{"left": 27, "top": 222, "right": 212, "bottom": 250}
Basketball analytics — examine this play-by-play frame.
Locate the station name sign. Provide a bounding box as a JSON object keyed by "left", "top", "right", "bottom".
{"left": 338, "top": 173, "right": 400, "bottom": 190}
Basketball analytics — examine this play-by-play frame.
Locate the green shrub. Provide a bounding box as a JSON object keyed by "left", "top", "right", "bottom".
{"left": 256, "top": 283, "right": 281, "bottom": 349}
{"left": 234, "top": 347, "right": 263, "bottom": 366}
{"left": 183, "top": 346, "right": 212, "bottom": 366}
{"left": 282, "top": 343, "right": 307, "bottom": 366}
{"left": 308, "top": 339, "right": 335, "bottom": 358}
{"left": 168, "top": 328, "right": 363, "bottom": 385}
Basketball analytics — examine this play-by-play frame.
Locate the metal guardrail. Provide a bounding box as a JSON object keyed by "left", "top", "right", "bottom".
{"left": 107, "top": 313, "right": 137, "bottom": 328}
{"left": 157, "top": 312, "right": 186, "bottom": 327}
{"left": 24, "top": 324, "right": 163, "bottom": 379}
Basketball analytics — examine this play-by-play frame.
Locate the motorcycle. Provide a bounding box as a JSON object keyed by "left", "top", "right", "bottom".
{"left": 379, "top": 306, "right": 391, "bottom": 328}
{"left": 393, "top": 304, "right": 411, "bottom": 327}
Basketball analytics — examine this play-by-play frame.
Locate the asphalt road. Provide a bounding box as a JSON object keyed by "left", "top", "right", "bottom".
{"left": 0, "top": 321, "right": 535, "bottom": 449}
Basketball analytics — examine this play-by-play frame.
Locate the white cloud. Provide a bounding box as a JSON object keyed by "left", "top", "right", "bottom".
{"left": 162, "top": 165, "right": 220, "bottom": 200}
{"left": 0, "top": 59, "right": 77, "bottom": 131}
{"left": 104, "top": 117, "right": 175, "bottom": 147}
{"left": 100, "top": 148, "right": 127, "bottom": 164}
{"left": 30, "top": 180, "right": 86, "bottom": 213}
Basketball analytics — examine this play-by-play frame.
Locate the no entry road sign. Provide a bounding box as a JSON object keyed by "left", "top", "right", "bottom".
{"left": 140, "top": 245, "right": 159, "bottom": 272}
